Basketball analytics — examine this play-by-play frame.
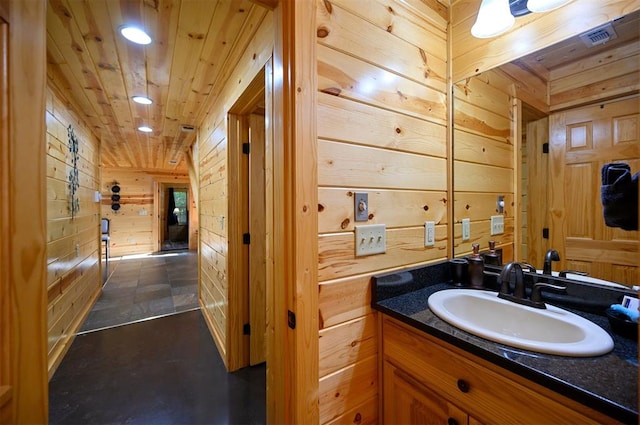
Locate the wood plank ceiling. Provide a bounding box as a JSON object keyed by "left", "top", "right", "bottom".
{"left": 46, "top": 0, "right": 266, "bottom": 172}
{"left": 511, "top": 10, "right": 639, "bottom": 86}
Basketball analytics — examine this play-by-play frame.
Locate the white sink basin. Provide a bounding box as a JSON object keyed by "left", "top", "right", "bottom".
{"left": 428, "top": 289, "right": 614, "bottom": 357}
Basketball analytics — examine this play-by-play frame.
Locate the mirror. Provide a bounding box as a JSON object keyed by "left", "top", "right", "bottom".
{"left": 453, "top": 10, "right": 639, "bottom": 288}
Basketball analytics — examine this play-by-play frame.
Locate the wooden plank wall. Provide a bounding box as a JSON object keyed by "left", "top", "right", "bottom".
{"left": 453, "top": 69, "right": 516, "bottom": 258}
{"left": 197, "top": 8, "right": 272, "bottom": 369}
{"left": 46, "top": 84, "right": 101, "bottom": 376}
{"left": 315, "top": 1, "right": 448, "bottom": 423}
{"left": 100, "top": 168, "right": 187, "bottom": 257}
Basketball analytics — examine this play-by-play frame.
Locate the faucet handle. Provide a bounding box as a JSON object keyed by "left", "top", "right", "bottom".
{"left": 530, "top": 282, "right": 567, "bottom": 307}
{"left": 558, "top": 270, "right": 588, "bottom": 278}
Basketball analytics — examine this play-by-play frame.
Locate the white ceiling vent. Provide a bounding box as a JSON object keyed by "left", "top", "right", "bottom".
{"left": 180, "top": 124, "right": 195, "bottom": 133}
{"left": 579, "top": 23, "right": 618, "bottom": 47}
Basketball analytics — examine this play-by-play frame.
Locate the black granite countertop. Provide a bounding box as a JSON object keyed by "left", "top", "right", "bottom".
{"left": 372, "top": 261, "right": 638, "bottom": 424}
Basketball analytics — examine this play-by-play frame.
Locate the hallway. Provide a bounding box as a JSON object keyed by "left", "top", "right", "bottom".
{"left": 83, "top": 250, "right": 199, "bottom": 332}
{"left": 50, "top": 310, "right": 266, "bottom": 424}
{"left": 50, "top": 252, "right": 266, "bottom": 424}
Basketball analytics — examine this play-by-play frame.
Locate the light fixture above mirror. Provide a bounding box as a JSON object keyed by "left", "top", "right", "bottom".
{"left": 471, "top": 0, "right": 574, "bottom": 38}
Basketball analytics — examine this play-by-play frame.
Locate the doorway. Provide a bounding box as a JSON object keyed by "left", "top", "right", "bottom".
{"left": 228, "top": 67, "right": 267, "bottom": 369}
{"left": 162, "top": 185, "right": 190, "bottom": 251}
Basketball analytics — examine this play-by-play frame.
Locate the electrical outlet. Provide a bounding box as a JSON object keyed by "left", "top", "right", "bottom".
{"left": 491, "top": 215, "right": 504, "bottom": 235}
{"left": 462, "top": 218, "right": 470, "bottom": 241}
{"left": 425, "top": 221, "right": 435, "bottom": 247}
{"left": 355, "top": 224, "right": 386, "bottom": 256}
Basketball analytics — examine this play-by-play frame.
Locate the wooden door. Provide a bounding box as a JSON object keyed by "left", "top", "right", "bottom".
{"left": 248, "top": 113, "right": 266, "bottom": 365}
{"left": 383, "top": 361, "right": 468, "bottom": 425}
{"left": 549, "top": 96, "right": 639, "bottom": 285}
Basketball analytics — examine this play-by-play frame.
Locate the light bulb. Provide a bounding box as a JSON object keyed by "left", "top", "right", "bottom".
{"left": 132, "top": 96, "right": 153, "bottom": 105}
{"left": 120, "top": 26, "right": 152, "bottom": 45}
{"left": 527, "top": 0, "right": 572, "bottom": 13}
{"left": 471, "top": 0, "right": 515, "bottom": 39}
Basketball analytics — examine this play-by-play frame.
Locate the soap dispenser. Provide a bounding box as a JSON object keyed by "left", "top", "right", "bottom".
{"left": 467, "top": 243, "right": 485, "bottom": 288}
{"left": 484, "top": 240, "right": 501, "bottom": 266}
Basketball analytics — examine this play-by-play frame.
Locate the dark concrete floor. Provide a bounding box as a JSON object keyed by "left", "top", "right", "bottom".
{"left": 83, "top": 250, "right": 199, "bottom": 332}
{"left": 50, "top": 310, "right": 266, "bottom": 425}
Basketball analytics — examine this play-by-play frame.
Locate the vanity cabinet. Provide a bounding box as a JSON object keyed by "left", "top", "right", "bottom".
{"left": 381, "top": 316, "right": 619, "bottom": 425}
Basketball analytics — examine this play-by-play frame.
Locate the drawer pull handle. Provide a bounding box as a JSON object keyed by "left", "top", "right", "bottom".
{"left": 447, "top": 418, "right": 458, "bottom": 425}
{"left": 457, "top": 379, "right": 469, "bottom": 393}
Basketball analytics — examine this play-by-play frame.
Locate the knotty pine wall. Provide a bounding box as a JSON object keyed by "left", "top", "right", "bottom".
{"left": 197, "top": 7, "right": 272, "bottom": 368}
{"left": 316, "top": 1, "right": 448, "bottom": 423}
{"left": 46, "top": 84, "right": 101, "bottom": 375}
{"left": 100, "top": 168, "right": 189, "bottom": 257}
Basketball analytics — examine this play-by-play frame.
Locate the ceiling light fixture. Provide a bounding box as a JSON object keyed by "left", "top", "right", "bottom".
{"left": 471, "top": 0, "right": 515, "bottom": 38}
{"left": 526, "top": 0, "right": 572, "bottom": 13}
{"left": 132, "top": 95, "right": 153, "bottom": 105}
{"left": 120, "top": 26, "right": 152, "bottom": 45}
{"left": 138, "top": 126, "right": 153, "bottom": 133}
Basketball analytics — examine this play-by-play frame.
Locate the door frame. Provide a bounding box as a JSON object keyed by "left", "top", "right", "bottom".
{"left": 227, "top": 67, "right": 266, "bottom": 370}
{"left": 152, "top": 177, "right": 190, "bottom": 253}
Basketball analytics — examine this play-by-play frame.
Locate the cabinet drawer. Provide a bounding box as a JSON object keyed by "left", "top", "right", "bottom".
{"left": 382, "top": 316, "right": 617, "bottom": 424}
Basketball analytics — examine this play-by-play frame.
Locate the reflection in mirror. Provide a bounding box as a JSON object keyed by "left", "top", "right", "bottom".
{"left": 453, "top": 10, "right": 639, "bottom": 287}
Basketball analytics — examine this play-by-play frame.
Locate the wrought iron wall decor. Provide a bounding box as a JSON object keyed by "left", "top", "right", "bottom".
{"left": 111, "top": 182, "right": 121, "bottom": 212}
{"left": 67, "top": 124, "right": 80, "bottom": 218}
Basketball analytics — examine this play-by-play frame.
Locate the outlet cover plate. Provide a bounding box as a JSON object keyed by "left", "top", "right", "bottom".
{"left": 355, "top": 224, "right": 386, "bottom": 256}
{"left": 462, "top": 218, "right": 470, "bottom": 241}
{"left": 491, "top": 215, "right": 504, "bottom": 235}
{"left": 425, "top": 221, "right": 435, "bottom": 247}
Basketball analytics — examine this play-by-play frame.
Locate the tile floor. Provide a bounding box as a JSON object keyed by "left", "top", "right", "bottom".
{"left": 81, "top": 250, "right": 199, "bottom": 332}
{"left": 50, "top": 310, "right": 266, "bottom": 424}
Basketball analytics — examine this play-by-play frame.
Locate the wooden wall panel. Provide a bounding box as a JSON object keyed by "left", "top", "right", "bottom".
{"left": 453, "top": 68, "right": 516, "bottom": 257}
{"left": 45, "top": 83, "right": 102, "bottom": 376}
{"left": 196, "top": 9, "right": 273, "bottom": 370}
{"left": 316, "top": 1, "right": 449, "bottom": 423}
{"left": 100, "top": 168, "right": 188, "bottom": 257}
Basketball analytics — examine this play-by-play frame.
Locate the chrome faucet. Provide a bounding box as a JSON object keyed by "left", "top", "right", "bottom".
{"left": 543, "top": 249, "right": 560, "bottom": 275}
{"left": 498, "top": 262, "right": 566, "bottom": 309}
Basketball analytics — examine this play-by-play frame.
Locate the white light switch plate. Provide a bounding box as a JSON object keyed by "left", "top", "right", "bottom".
{"left": 425, "top": 221, "right": 435, "bottom": 247}
{"left": 355, "top": 224, "right": 386, "bottom": 256}
{"left": 462, "top": 218, "right": 470, "bottom": 241}
{"left": 491, "top": 215, "right": 504, "bottom": 235}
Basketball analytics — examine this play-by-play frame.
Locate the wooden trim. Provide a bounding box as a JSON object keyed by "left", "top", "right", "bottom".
{"left": 512, "top": 98, "right": 522, "bottom": 261}
{"left": 227, "top": 113, "right": 250, "bottom": 371}
{"left": 4, "top": 1, "right": 48, "bottom": 423}
{"left": 0, "top": 16, "right": 11, "bottom": 424}
{"left": 272, "top": 0, "right": 319, "bottom": 423}
{"left": 248, "top": 0, "right": 278, "bottom": 11}
{"left": 263, "top": 55, "right": 277, "bottom": 420}
{"left": 446, "top": 10, "right": 453, "bottom": 258}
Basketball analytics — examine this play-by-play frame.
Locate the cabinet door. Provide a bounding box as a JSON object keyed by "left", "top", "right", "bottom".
{"left": 384, "top": 361, "right": 468, "bottom": 425}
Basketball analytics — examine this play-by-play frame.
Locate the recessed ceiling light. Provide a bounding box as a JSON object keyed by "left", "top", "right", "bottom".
{"left": 138, "top": 126, "right": 153, "bottom": 133}
{"left": 132, "top": 95, "right": 153, "bottom": 105}
{"left": 120, "top": 26, "right": 152, "bottom": 45}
